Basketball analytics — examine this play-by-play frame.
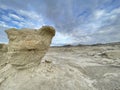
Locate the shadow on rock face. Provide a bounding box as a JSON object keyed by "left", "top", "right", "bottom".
{"left": 5, "top": 26, "right": 55, "bottom": 69}
{"left": 0, "top": 44, "right": 8, "bottom": 52}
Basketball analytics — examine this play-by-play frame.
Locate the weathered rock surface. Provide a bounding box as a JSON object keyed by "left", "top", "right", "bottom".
{"left": 0, "top": 62, "right": 97, "bottom": 90}
{"left": 100, "top": 50, "right": 120, "bottom": 59}
{"left": 5, "top": 26, "right": 55, "bottom": 69}
{"left": 0, "top": 44, "right": 8, "bottom": 69}
{"left": 0, "top": 44, "right": 7, "bottom": 52}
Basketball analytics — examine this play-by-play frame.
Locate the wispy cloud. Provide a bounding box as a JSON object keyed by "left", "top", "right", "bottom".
{"left": 0, "top": 0, "right": 120, "bottom": 45}
{"left": 0, "top": 7, "right": 45, "bottom": 28}
{"left": 9, "top": 13, "right": 24, "bottom": 21}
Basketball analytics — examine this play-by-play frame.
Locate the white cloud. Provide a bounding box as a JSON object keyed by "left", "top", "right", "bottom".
{"left": 9, "top": 13, "right": 24, "bottom": 21}
{"left": 94, "top": 7, "right": 120, "bottom": 21}
{"left": 0, "top": 8, "right": 45, "bottom": 29}
{"left": 52, "top": 31, "right": 74, "bottom": 45}
{"left": 112, "top": 7, "right": 120, "bottom": 14}
{"left": 2, "top": 15, "right": 11, "bottom": 21}
{"left": 0, "top": 21, "right": 10, "bottom": 28}
{"left": 16, "top": 10, "right": 45, "bottom": 28}
{"left": 94, "top": 10, "right": 105, "bottom": 19}
{"left": 18, "top": 10, "right": 43, "bottom": 22}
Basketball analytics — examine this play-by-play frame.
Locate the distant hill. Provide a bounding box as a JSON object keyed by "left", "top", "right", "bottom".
{"left": 55, "top": 42, "right": 120, "bottom": 47}
{"left": 90, "top": 42, "right": 120, "bottom": 46}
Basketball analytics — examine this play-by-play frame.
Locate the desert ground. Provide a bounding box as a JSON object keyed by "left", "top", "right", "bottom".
{"left": 43, "top": 43, "right": 120, "bottom": 90}
{"left": 0, "top": 42, "right": 120, "bottom": 90}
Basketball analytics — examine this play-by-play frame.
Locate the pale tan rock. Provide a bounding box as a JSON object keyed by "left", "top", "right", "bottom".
{"left": 0, "top": 44, "right": 7, "bottom": 52}
{"left": 0, "top": 44, "right": 8, "bottom": 69}
{"left": 5, "top": 26, "right": 55, "bottom": 69}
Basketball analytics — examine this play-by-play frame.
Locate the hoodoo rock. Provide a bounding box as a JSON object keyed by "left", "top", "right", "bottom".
{"left": 5, "top": 26, "right": 55, "bottom": 69}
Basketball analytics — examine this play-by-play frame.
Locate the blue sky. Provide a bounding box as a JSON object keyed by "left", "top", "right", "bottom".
{"left": 0, "top": 0, "right": 120, "bottom": 45}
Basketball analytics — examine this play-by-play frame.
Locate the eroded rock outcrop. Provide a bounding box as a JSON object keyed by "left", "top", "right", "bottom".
{"left": 5, "top": 26, "right": 55, "bottom": 69}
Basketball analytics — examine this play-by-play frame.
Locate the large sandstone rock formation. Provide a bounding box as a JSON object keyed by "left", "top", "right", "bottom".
{"left": 5, "top": 26, "right": 55, "bottom": 69}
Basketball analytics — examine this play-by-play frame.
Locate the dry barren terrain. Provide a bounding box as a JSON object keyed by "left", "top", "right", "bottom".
{"left": 43, "top": 43, "right": 120, "bottom": 90}
{"left": 0, "top": 43, "right": 120, "bottom": 90}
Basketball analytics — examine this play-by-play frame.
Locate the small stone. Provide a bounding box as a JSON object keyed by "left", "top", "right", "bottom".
{"left": 45, "top": 59, "right": 52, "bottom": 63}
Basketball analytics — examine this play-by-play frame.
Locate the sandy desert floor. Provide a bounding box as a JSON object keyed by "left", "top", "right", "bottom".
{"left": 42, "top": 43, "right": 120, "bottom": 90}
{"left": 0, "top": 43, "right": 120, "bottom": 90}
